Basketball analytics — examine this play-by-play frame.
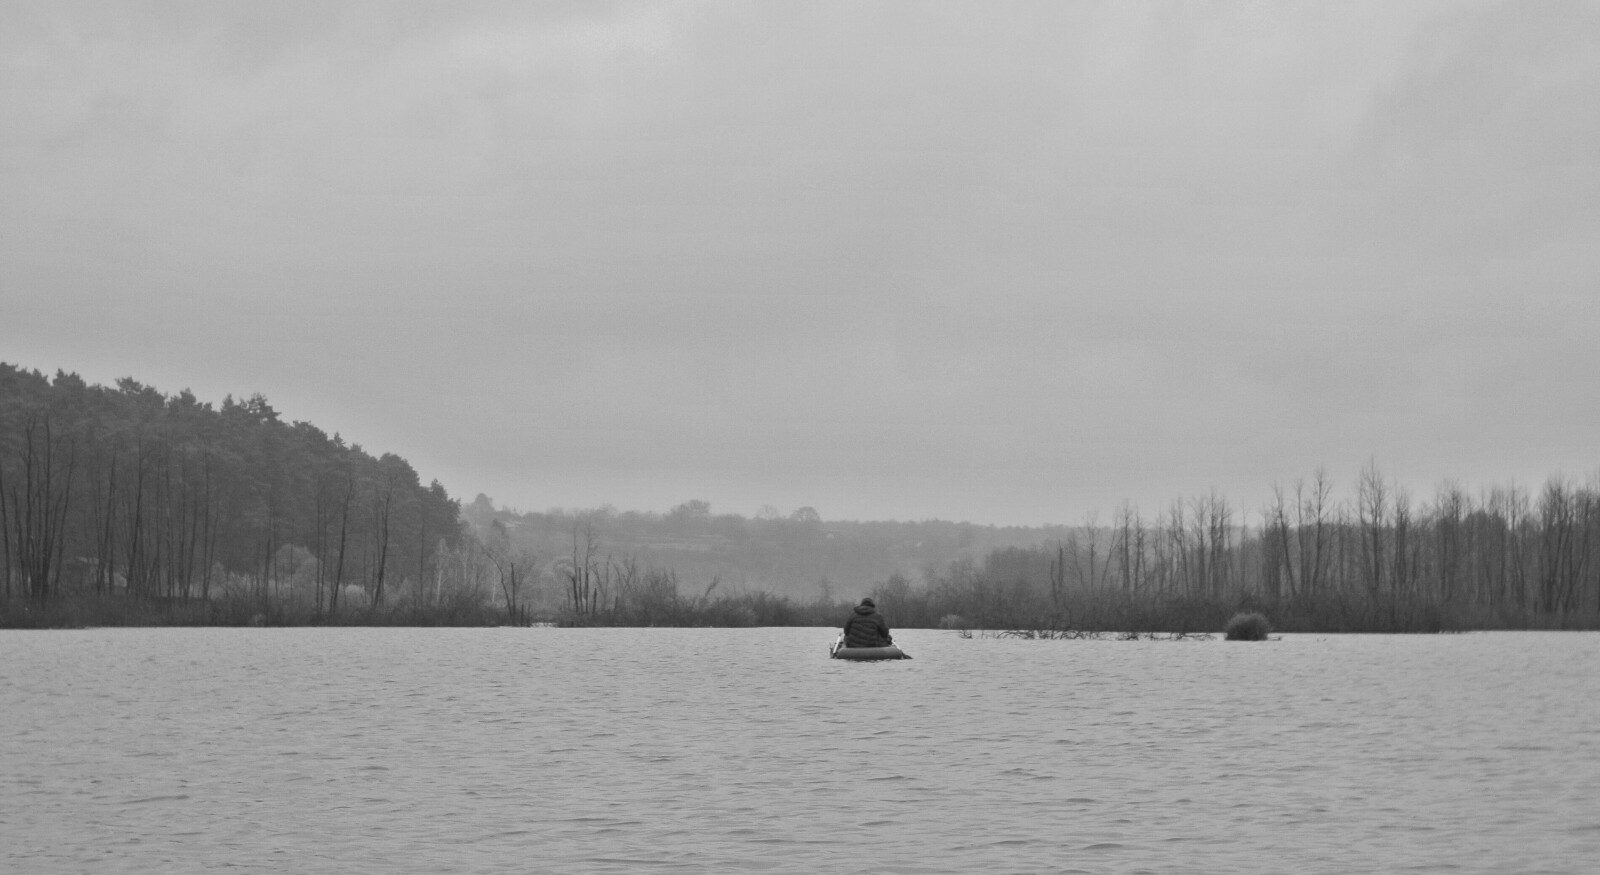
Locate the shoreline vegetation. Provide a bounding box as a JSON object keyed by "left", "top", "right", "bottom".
{"left": 5, "top": 365, "right": 1600, "bottom": 633}
{"left": 5, "top": 589, "right": 1598, "bottom": 633}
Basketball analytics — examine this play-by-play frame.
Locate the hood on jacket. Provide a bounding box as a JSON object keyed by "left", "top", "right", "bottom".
{"left": 854, "top": 604, "right": 877, "bottom": 616}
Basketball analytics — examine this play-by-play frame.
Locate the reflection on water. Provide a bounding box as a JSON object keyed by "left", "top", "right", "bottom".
{"left": 3, "top": 627, "right": 1598, "bottom": 874}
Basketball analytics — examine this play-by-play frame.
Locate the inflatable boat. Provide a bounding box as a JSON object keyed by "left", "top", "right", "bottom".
{"left": 830, "top": 635, "right": 911, "bottom": 660}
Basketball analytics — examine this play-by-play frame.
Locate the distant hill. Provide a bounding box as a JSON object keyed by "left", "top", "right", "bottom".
{"left": 461, "top": 495, "right": 1075, "bottom": 601}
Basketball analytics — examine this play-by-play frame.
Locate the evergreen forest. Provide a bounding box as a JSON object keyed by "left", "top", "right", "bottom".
{"left": 0, "top": 365, "right": 461, "bottom": 625}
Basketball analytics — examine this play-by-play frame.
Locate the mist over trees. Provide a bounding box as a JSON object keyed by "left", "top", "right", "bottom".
{"left": 459, "top": 495, "right": 1067, "bottom": 608}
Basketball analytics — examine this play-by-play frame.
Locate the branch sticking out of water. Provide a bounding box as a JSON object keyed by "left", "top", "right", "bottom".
{"left": 968, "top": 629, "right": 1215, "bottom": 641}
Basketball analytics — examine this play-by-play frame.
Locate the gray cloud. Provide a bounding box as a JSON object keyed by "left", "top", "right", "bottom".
{"left": 3, "top": 1, "right": 1597, "bottom": 524}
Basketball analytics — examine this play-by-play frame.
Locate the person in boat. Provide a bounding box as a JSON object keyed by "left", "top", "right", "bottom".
{"left": 842, "top": 597, "right": 893, "bottom": 648}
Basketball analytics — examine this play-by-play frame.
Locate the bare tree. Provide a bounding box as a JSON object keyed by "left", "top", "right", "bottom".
{"left": 1431, "top": 480, "right": 1467, "bottom": 603}
{"left": 482, "top": 523, "right": 538, "bottom": 625}
{"left": 1297, "top": 467, "right": 1334, "bottom": 597}
{"left": 1265, "top": 483, "right": 1296, "bottom": 599}
{"left": 1392, "top": 483, "right": 1414, "bottom": 596}
{"left": 1114, "top": 502, "right": 1145, "bottom": 593}
{"left": 1357, "top": 459, "right": 1388, "bottom": 596}
{"left": 560, "top": 519, "right": 602, "bottom": 617}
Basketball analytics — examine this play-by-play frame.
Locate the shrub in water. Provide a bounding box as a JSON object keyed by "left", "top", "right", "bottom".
{"left": 1224, "top": 612, "right": 1271, "bottom": 641}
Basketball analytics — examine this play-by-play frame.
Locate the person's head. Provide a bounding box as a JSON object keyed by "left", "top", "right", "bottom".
{"left": 859, "top": 597, "right": 875, "bottom": 609}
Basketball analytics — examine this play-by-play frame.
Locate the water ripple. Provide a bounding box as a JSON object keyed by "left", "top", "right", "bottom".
{"left": 2, "top": 627, "right": 1598, "bottom": 873}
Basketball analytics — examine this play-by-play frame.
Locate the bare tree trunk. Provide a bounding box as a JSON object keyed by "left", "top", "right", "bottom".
{"left": 1357, "top": 459, "right": 1387, "bottom": 597}
{"left": 371, "top": 480, "right": 393, "bottom": 607}
{"left": 1269, "top": 483, "right": 1296, "bottom": 599}
{"left": 4, "top": 414, "right": 78, "bottom": 603}
{"left": 329, "top": 475, "right": 354, "bottom": 617}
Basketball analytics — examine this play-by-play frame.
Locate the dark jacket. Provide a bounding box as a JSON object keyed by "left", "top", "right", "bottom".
{"left": 843, "top": 604, "right": 892, "bottom": 648}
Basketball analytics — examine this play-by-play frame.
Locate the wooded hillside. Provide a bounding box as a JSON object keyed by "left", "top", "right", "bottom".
{"left": 0, "top": 365, "right": 459, "bottom": 616}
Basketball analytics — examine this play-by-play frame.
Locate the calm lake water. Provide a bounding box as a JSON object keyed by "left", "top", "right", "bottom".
{"left": 3, "top": 627, "right": 1598, "bottom": 874}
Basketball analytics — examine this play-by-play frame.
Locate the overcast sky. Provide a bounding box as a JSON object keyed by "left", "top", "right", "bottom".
{"left": 3, "top": 1, "right": 1597, "bottom": 526}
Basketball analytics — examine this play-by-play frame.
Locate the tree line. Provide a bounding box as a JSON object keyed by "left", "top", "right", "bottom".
{"left": 497, "top": 461, "right": 1600, "bottom": 633}
{"left": 7, "top": 364, "right": 1596, "bottom": 632}
{"left": 880, "top": 462, "right": 1600, "bottom": 633}
{"left": 461, "top": 461, "right": 1599, "bottom": 632}
{"left": 0, "top": 365, "right": 462, "bottom": 623}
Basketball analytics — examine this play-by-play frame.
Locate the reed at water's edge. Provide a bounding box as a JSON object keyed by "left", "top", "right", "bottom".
{"left": 6, "top": 587, "right": 1598, "bottom": 632}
